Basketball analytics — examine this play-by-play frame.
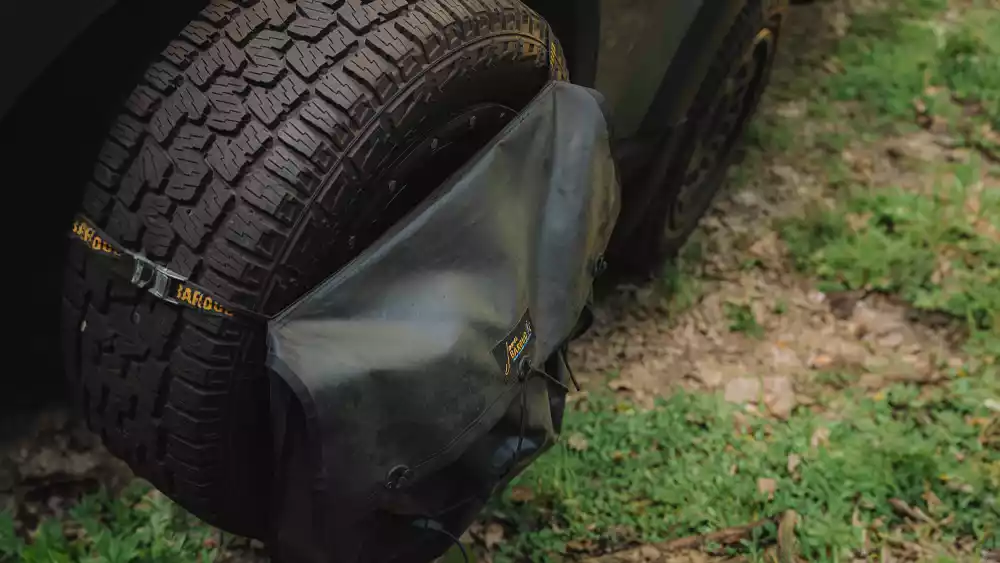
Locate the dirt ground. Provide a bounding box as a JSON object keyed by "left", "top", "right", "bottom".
{"left": 571, "top": 34, "right": 970, "bottom": 423}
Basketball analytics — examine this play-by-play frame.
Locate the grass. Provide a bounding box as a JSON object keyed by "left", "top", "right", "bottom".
{"left": 725, "top": 302, "right": 765, "bottom": 338}
{"left": 657, "top": 236, "right": 707, "bottom": 316}
{"left": 0, "top": 482, "right": 220, "bottom": 563}
{"left": 490, "top": 378, "right": 998, "bottom": 562}
{"left": 781, "top": 158, "right": 1000, "bottom": 344}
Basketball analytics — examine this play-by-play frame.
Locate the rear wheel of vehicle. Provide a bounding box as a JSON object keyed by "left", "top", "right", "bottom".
{"left": 619, "top": 0, "right": 784, "bottom": 273}
{"left": 60, "top": 0, "right": 561, "bottom": 537}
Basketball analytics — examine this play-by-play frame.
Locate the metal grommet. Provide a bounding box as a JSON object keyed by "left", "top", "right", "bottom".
{"left": 592, "top": 254, "right": 608, "bottom": 278}
{"left": 385, "top": 464, "right": 411, "bottom": 490}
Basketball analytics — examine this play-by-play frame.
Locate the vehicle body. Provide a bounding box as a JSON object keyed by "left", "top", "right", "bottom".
{"left": 0, "top": 0, "right": 786, "bottom": 552}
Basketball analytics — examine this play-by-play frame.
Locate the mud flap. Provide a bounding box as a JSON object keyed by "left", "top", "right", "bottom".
{"left": 265, "top": 81, "right": 620, "bottom": 563}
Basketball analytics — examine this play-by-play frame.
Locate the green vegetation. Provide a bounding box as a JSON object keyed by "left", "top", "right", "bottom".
{"left": 725, "top": 301, "right": 765, "bottom": 338}
{"left": 491, "top": 378, "right": 998, "bottom": 562}
{"left": 782, "top": 159, "right": 999, "bottom": 352}
{"left": 0, "top": 483, "right": 220, "bottom": 563}
{"left": 657, "top": 237, "right": 707, "bottom": 316}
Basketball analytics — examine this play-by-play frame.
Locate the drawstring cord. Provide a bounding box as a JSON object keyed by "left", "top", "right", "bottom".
{"left": 510, "top": 357, "right": 572, "bottom": 467}
{"left": 411, "top": 518, "right": 469, "bottom": 563}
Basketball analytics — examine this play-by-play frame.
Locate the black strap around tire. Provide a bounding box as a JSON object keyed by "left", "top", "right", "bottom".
{"left": 69, "top": 214, "right": 265, "bottom": 322}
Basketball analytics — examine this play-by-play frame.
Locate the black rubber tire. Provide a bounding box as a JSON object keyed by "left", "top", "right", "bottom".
{"left": 616, "top": 0, "right": 784, "bottom": 274}
{"left": 61, "top": 0, "right": 560, "bottom": 537}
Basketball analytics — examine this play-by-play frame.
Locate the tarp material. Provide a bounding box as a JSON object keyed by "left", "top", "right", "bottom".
{"left": 265, "top": 81, "right": 620, "bottom": 563}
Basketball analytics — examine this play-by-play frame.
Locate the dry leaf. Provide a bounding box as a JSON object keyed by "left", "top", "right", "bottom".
{"left": 638, "top": 545, "right": 661, "bottom": 561}
{"left": 810, "top": 427, "right": 831, "bottom": 448}
{"left": 787, "top": 453, "right": 802, "bottom": 475}
{"left": 808, "top": 353, "right": 834, "bottom": 370}
{"left": 757, "top": 477, "right": 778, "bottom": 500}
{"left": 729, "top": 464, "right": 738, "bottom": 476}
{"left": 764, "top": 376, "right": 797, "bottom": 419}
{"left": 566, "top": 433, "right": 589, "bottom": 452}
{"left": 608, "top": 379, "right": 636, "bottom": 393}
{"left": 724, "top": 377, "right": 761, "bottom": 404}
{"left": 888, "top": 498, "right": 938, "bottom": 527}
{"left": 922, "top": 490, "right": 943, "bottom": 515}
{"left": 852, "top": 506, "right": 863, "bottom": 528}
{"left": 483, "top": 522, "right": 504, "bottom": 550}
{"left": 777, "top": 510, "right": 799, "bottom": 563}
{"left": 509, "top": 486, "right": 535, "bottom": 503}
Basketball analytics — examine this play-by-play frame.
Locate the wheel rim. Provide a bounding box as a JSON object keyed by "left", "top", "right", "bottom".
{"left": 666, "top": 27, "right": 778, "bottom": 236}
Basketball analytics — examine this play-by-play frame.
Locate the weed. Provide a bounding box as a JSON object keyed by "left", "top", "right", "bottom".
{"left": 938, "top": 10, "right": 1000, "bottom": 129}
{"left": 828, "top": 11, "right": 942, "bottom": 126}
{"left": 725, "top": 302, "right": 765, "bottom": 338}
{"left": 658, "top": 238, "right": 707, "bottom": 315}
{"left": 813, "top": 370, "right": 858, "bottom": 390}
{"left": 772, "top": 300, "right": 788, "bottom": 315}
{"left": 0, "top": 482, "right": 220, "bottom": 563}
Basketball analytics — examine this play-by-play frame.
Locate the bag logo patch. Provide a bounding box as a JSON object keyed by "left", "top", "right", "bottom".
{"left": 492, "top": 310, "right": 535, "bottom": 381}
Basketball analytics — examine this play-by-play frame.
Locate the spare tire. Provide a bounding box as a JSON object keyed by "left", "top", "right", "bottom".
{"left": 61, "top": 0, "right": 562, "bottom": 537}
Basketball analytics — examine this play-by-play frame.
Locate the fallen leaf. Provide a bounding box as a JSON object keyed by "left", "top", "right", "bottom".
{"left": 810, "top": 427, "right": 831, "bottom": 449}
{"left": 888, "top": 498, "right": 938, "bottom": 527}
{"left": 729, "top": 464, "right": 738, "bottom": 476}
{"left": 724, "top": 377, "right": 761, "bottom": 404}
{"left": 777, "top": 510, "right": 798, "bottom": 563}
{"left": 787, "top": 453, "right": 802, "bottom": 475}
{"left": 638, "top": 545, "right": 661, "bottom": 561}
{"left": 764, "top": 376, "right": 797, "bottom": 419}
{"left": 827, "top": 289, "right": 864, "bottom": 319}
{"left": 483, "top": 522, "right": 504, "bottom": 550}
{"left": 922, "top": 490, "right": 943, "bottom": 515}
{"left": 852, "top": 506, "right": 863, "bottom": 528}
{"left": 775, "top": 100, "right": 806, "bottom": 119}
{"left": 509, "top": 486, "right": 534, "bottom": 503}
{"left": 877, "top": 331, "right": 905, "bottom": 349}
{"left": 608, "top": 379, "right": 636, "bottom": 393}
{"left": 566, "top": 433, "right": 589, "bottom": 452}
{"left": 808, "top": 353, "right": 834, "bottom": 370}
{"left": 966, "top": 416, "right": 991, "bottom": 427}
{"left": 757, "top": 477, "right": 778, "bottom": 500}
